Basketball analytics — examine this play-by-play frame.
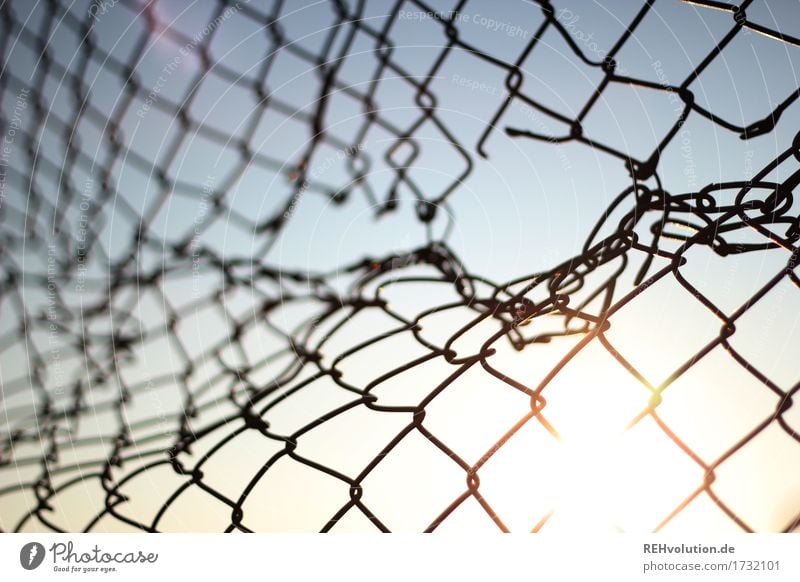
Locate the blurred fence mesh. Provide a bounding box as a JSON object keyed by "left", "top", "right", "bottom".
{"left": 1, "top": 0, "right": 799, "bottom": 532}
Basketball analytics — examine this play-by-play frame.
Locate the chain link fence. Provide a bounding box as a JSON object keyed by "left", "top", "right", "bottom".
{"left": 1, "top": 0, "right": 799, "bottom": 532}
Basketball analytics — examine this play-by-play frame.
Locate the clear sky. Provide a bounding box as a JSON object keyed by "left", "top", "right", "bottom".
{"left": 1, "top": 0, "right": 799, "bottom": 533}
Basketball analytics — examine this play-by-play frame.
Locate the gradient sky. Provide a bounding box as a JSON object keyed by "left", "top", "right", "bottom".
{"left": 1, "top": 0, "right": 799, "bottom": 533}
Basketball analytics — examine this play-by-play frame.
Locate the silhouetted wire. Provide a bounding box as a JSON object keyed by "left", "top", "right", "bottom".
{"left": 1, "top": 0, "right": 799, "bottom": 533}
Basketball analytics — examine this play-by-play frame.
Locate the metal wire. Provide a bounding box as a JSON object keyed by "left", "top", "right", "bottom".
{"left": 1, "top": 0, "right": 799, "bottom": 532}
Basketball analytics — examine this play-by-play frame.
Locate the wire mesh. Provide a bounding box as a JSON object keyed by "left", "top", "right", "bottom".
{"left": 1, "top": 0, "right": 799, "bottom": 532}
